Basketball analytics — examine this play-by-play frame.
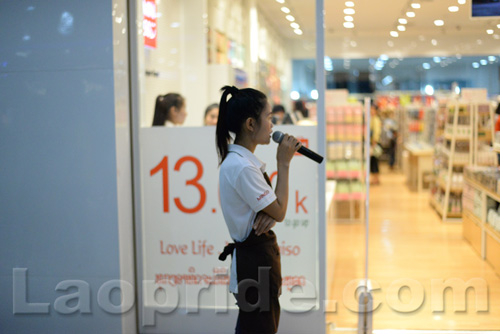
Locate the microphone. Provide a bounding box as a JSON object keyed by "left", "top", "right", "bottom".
{"left": 272, "top": 131, "right": 324, "bottom": 164}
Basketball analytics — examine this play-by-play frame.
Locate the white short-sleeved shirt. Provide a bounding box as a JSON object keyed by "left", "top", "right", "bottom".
{"left": 219, "top": 144, "right": 277, "bottom": 293}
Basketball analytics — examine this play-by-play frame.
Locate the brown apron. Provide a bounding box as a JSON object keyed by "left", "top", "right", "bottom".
{"left": 219, "top": 229, "right": 281, "bottom": 334}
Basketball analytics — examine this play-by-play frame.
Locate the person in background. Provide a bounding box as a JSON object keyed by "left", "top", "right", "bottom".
{"left": 383, "top": 110, "right": 398, "bottom": 170}
{"left": 271, "top": 105, "right": 285, "bottom": 125}
{"left": 152, "top": 93, "right": 187, "bottom": 126}
{"left": 494, "top": 102, "right": 500, "bottom": 165}
{"left": 204, "top": 103, "right": 219, "bottom": 126}
{"left": 216, "top": 85, "right": 301, "bottom": 334}
{"left": 370, "top": 104, "right": 382, "bottom": 184}
{"left": 291, "top": 100, "right": 309, "bottom": 123}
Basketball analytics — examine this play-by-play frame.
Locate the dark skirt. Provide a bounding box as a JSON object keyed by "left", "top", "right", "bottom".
{"left": 370, "top": 155, "right": 379, "bottom": 174}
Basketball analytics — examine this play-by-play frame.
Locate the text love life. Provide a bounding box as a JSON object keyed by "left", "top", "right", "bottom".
{"left": 160, "top": 240, "right": 214, "bottom": 257}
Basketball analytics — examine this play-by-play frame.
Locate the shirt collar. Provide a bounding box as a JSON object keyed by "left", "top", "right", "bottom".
{"left": 228, "top": 144, "right": 266, "bottom": 173}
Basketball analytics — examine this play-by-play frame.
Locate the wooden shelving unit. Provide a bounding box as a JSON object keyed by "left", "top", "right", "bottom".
{"left": 463, "top": 175, "right": 500, "bottom": 277}
{"left": 430, "top": 100, "right": 495, "bottom": 222}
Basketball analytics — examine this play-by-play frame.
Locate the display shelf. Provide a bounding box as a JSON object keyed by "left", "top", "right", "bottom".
{"left": 485, "top": 223, "right": 500, "bottom": 243}
{"left": 463, "top": 176, "right": 500, "bottom": 277}
{"left": 464, "top": 176, "right": 500, "bottom": 202}
{"left": 429, "top": 196, "right": 462, "bottom": 219}
{"left": 430, "top": 99, "right": 495, "bottom": 222}
{"left": 325, "top": 90, "right": 365, "bottom": 222}
{"left": 463, "top": 211, "right": 483, "bottom": 257}
{"left": 437, "top": 178, "right": 463, "bottom": 193}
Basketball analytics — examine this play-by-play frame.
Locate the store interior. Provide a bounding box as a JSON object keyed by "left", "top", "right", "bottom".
{"left": 138, "top": 0, "right": 500, "bottom": 331}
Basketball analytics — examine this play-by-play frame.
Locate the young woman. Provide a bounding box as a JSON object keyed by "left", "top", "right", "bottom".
{"left": 216, "top": 86, "right": 300, "bottom": 334}
{"left": 204, "top": 103, "right": 219, "bottom": 126}
{"left": 151, "top": 93, "right": 187, "bottom": 126}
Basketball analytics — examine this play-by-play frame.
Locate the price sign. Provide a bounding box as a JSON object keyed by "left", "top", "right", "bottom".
{"left": 139, "top": 126, "right": 319, "bottom": 312}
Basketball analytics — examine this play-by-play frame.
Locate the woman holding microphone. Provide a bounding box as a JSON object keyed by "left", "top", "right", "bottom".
{"left": 216, "top": 85, "right": 300, "bottom": 334}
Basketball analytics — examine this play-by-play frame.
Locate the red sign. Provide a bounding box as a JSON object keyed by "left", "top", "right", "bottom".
{"left": 143, "top": 0, "right": 157, "bottom": 48}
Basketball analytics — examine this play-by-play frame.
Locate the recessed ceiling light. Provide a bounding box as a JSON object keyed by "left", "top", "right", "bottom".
{"left": 294, "top": 28, "right": 303, "bottom": 35}
{"left": 397, "top": 25, "right": 406, "bottom": 31}
{"left": 406, "top": 11, "right": 416, "bottom": 18}
{"left": 431, "top": 39, "right": 438, "bottom": 45}
{"left": 411, "top": 3, "right": 421, "bottom": 9}
{"left": 448, "top": 6, "right": 459, "bottom": 12}
{"left": 290, "top": 22, "right": 299, "bottom": 29}
{"left": 423, "top": 63, "right": 431, "bottom": 69}
{"left": 433, "top": 56, "right": 441, "bottom": 63}
{"left": 344, "top": 8, "right": 355, "bottom": 15}
{"left": 343, "top": 22, "right": 355, "bottom": 28}
{"left": 480, "top": 59, "right": 488, "bottom": 65}
{"left": 497, "top": 23, "right": 500, "bottom": 28}
{"left": 281, "top": 7, "right": 290, "bottom": 14}
{"left": 472, "top": 62, "right": 480, "bottom": 68}
{"left": 434, "top": 20, "right": 444, "bottom": 26}
{"left": 488, "top": 56, "right": 497, "bottom": 61}
{"left": 345, "top": 16, "right": 354, "bottom": 22}
{"left": 276, "top": 0, "right": 285, "bottom": 3}
{"left": 458, "top": 0, "right": 466, "bottom": 4}
{"left": 345, "top": 1, "right": 355, "bottom": 7}
{"left": 390, "top": 31, "right": 399, "bottom": 37}
{"left": 286, "top": 15, "right": 295, "bottom": 21}
{"left": 399, "top": 18, "right": 408, "bottom": 24}
{"left": 487, "top": 29, "right": 494, "bottom": 34}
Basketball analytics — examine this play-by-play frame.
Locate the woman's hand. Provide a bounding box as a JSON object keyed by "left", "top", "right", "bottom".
{"left": 253, "top": 211, "right": 277, "bottom": 236}
{"left": 276, "top": 133, "right": 301, "bottom": 166}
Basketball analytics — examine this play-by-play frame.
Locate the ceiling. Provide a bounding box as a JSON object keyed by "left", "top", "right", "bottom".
{"left": 257, "top": 0, "right": 500, "bottom": 58}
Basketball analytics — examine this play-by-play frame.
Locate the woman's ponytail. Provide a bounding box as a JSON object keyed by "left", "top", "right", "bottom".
{"left": 216, "top": 86, "right": 237, "bottom": 164}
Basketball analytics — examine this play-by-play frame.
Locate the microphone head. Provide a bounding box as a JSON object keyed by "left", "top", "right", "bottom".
{"left": 272, "top": 131, "right": 284, "bottom": 144}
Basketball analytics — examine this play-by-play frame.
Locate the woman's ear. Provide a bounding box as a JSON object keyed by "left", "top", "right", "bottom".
{"left": 244, "top": 117, "right": 255, "bottom": 132}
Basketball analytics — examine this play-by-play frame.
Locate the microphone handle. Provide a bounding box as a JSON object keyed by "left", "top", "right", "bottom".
{"left": 298, "top": 146, "right": 324, "bottom": 164}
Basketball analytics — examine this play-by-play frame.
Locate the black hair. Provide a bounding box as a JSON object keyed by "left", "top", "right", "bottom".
{"left": 293, "top": 100, "right": 309, "bottom": 118}
{"left": 204, "top": 103, "right": 219, "bottom": 118}
{"left": 272, "top": 104, "right": 285, "bottom": 114}
{"left": 496, "top": 102, "right": 500, "bottom": 115}
{"left": 152, "top": 93, "right": 185, "bottom": 126}
{"left": 216, "top": 86, "right": 267, "bottom": 164}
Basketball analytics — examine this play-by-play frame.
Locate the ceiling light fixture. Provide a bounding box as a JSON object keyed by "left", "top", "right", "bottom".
{"left": 406, "top": 11, "right": 416, "bottom": 18}
{"left": 411, "top": 3, "right": 421, "bottom": 9}
{"left": 458, "top": 0, "right": 466, "bottom": 4}
{"left": 390, "top": 31, "right": 399, "bottom": 37}
{"left": 487, "top": 29, "right": 494, "bottom": 34}
{"left": 345, "top": 1, "right": 355, "bottom": 7}
{"left": 286, "top": 15, "right": 295, "bottom": 21}
{"left": 497, "top": 24, "right": 500, "bottom": 28}
{"left": 480, "top": 59, "right": 488, "bottom": 65}
{"left": 431, "top": 39, "right": 438, "bottom": 46}
{"left": 448, "top": 6, "right": 459, "bottom": 12}
{"left": 399, "top": 18, "right": 408, "bottom": 24}
{"left": 472, "top": 62, "right": 480, "bottom": 68}
{"left": 281, "top": 7, "right": 290, "bottom": 14}
{"left": 344, "top": 8, "right": 355, "bottom": 15}
{"left": 488, "top": 56, "right": 497, "bottom": 61}
{"left": 343, "top": 22, "right": 355, "bottom": 29}
{"left": 290, "top": 22, "right": 299, "bottom": 29}
{"left": 422, "top": 63, "right": 431, "bottom": 70}
{"left": 434, "top": 20, "right": 444, "bottom": 26}
{"left": 345, "top": 16, "right": 354, "bottom": 22}
{"left": 397, "top": 25, "right": 406, "bottom": 31}
{"left": 294, "top": 28, "right": 303, "bottom": 35}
